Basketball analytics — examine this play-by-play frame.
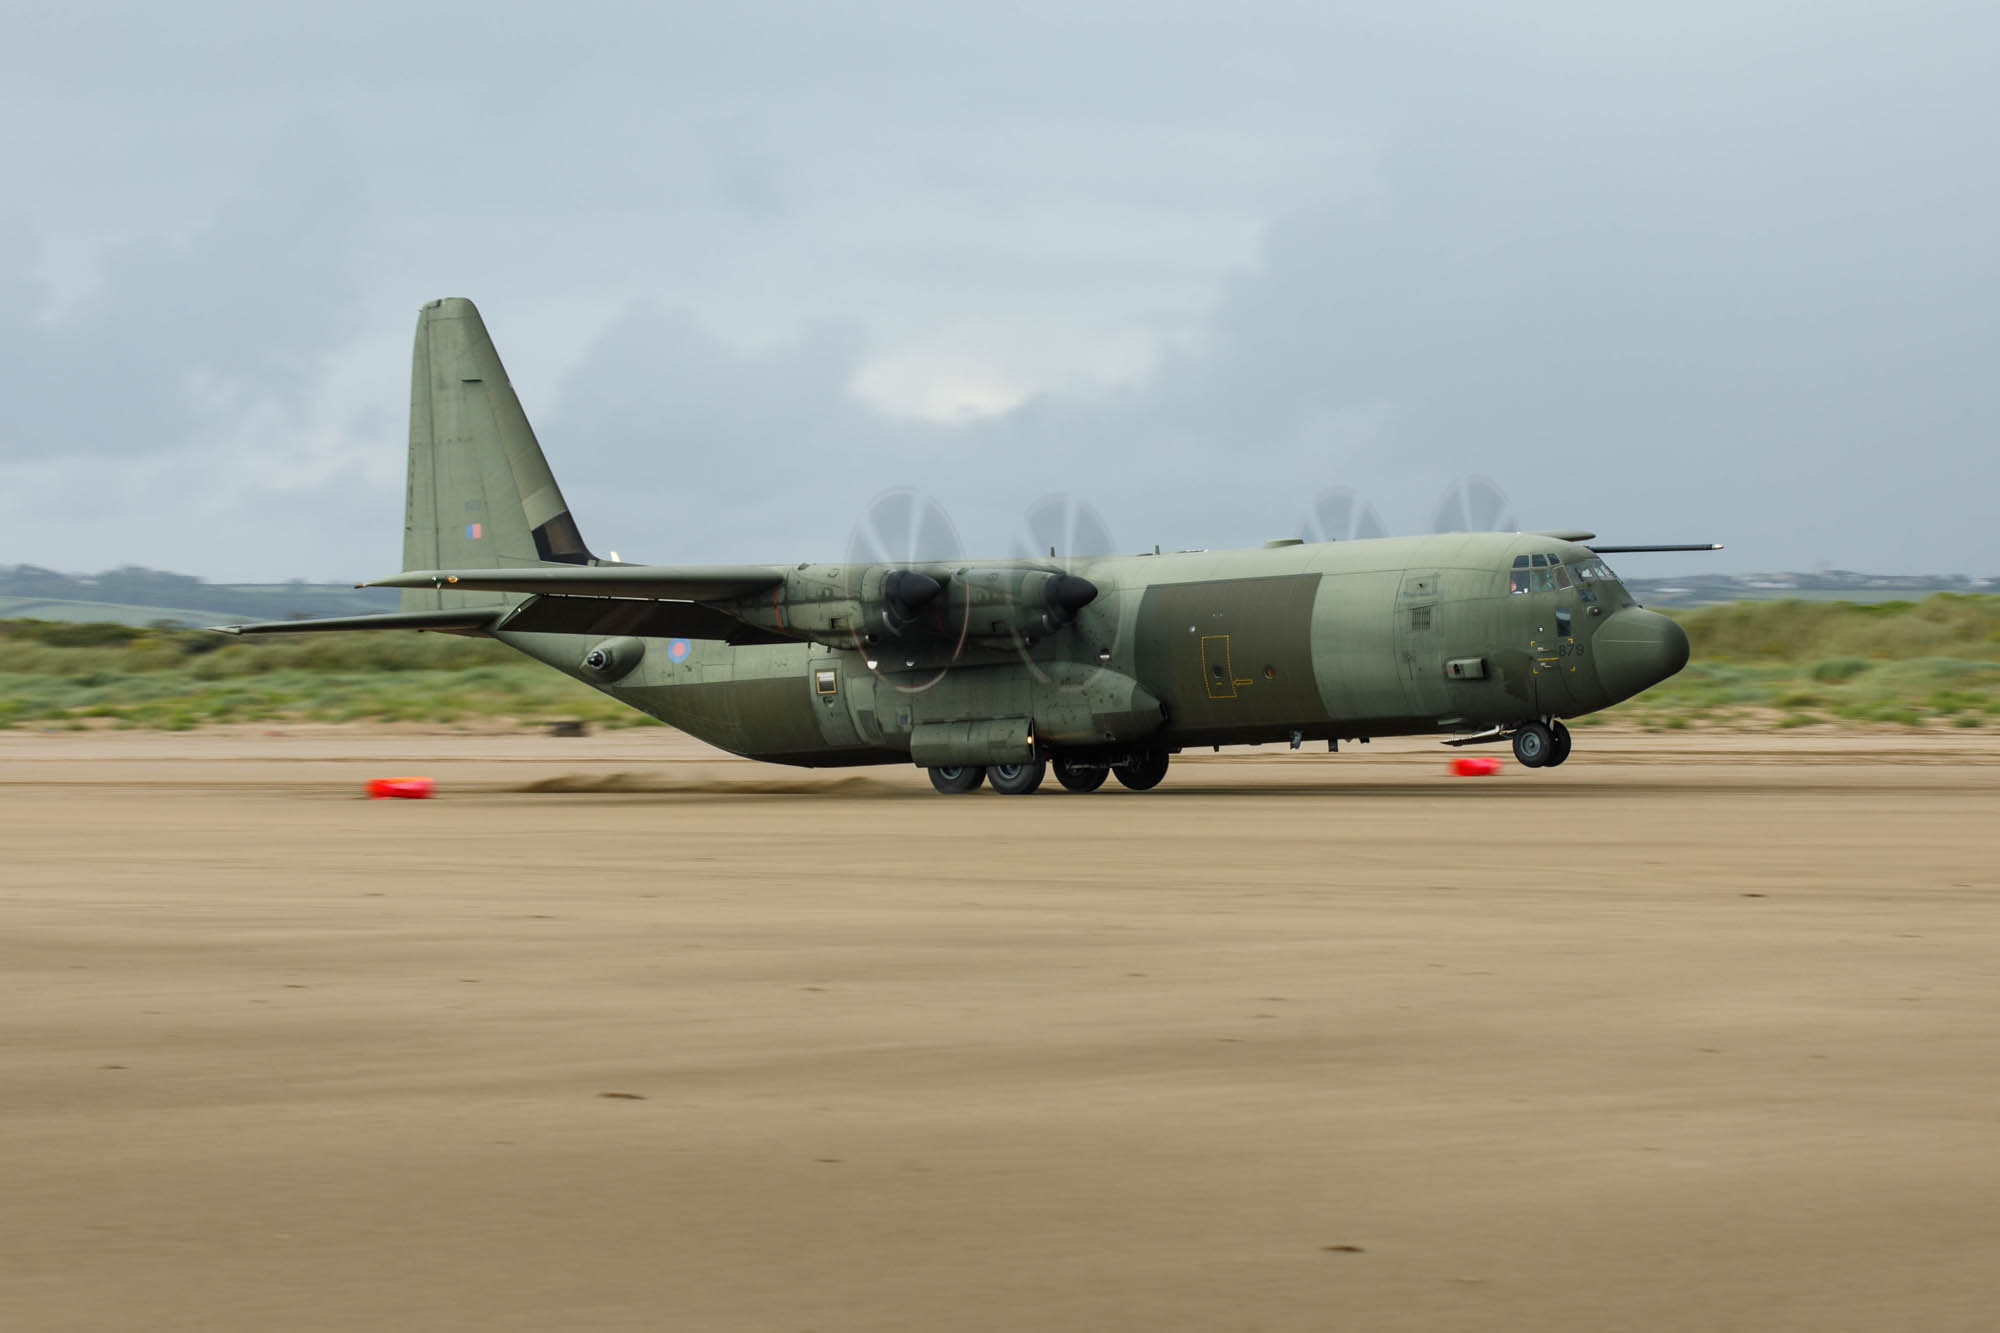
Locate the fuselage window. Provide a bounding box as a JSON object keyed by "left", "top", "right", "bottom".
{"left": 1509, "top": 554, "right": 1531, "bottom": 594}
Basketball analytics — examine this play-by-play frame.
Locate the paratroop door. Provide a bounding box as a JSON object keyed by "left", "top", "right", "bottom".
{"left": 1394, "top": 569, "right": 1447, "bottom": 719}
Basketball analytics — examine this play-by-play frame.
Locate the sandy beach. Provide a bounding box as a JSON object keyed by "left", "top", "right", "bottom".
{"left": 3, "top": 726, "right": 1996, "bottom": 1330}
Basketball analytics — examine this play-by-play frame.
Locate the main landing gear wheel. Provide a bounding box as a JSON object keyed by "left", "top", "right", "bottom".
{"left": 1512, "top": 721, "right": 1554, "bottom": 768}
{"left": 1113, "top": 750, "right": 1170, "bottom": 791}
{"left": 928, "top": 765, "right": 986, "bottom": 794}
{"left": 1547, "top": 720, "right": 1573, "bottom": 767}
{"left": 1052, "top": 757, "right": 1108, "bottom": 793}
{"left": 986, "top": 759, "right": 1047, "bottom": 795}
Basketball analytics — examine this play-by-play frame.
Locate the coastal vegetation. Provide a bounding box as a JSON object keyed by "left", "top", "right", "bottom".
{"left": 1, "top": 595, "right": 1995, "bottom": 732}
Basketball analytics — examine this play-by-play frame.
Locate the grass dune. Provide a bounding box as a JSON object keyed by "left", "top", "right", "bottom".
{"left": 1600, "top": 594, "right": 2000, "bottom": 731}
{"left": 2, "top": 594, "right": 1995, "bottom": 731}
{"left": 0, "top": 621, "right": 629, "bottom": 731}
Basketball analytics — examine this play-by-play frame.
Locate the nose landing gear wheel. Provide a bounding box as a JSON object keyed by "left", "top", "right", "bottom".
{"left": 1113, "top": 750, "right": 1170, "bottom": 791}
{"left": 1547, "top": 720, "right": 1573, "bottom": 767}
{"left": 1512, "top": 722, "right": 1554, "bottom": 768}
{"left": 1052, "top": 757, "right": 1108, "bottom": 793}
{"left": 986, "top": 759, "right": 1047, "bottom": 795}
{"left": 928, "top": 765, "right": 987, "bottom": 794}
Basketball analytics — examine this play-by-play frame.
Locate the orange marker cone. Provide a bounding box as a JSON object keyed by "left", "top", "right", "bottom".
{"left": 1451, "top": 756, "right": 1502, "bottom": 777}
{"left": 368, "top": 776, "right": 436, "bottom": 799}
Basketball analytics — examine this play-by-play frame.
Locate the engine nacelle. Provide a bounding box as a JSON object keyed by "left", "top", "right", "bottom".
{"left": 945, "top": 568, "right": 1098, "bottom": 646}
{"left": 717, "top": 565, "right": 1094, "bottom": 650}
{"left": 721, "top": 565, "right": 943, "bottom": 647}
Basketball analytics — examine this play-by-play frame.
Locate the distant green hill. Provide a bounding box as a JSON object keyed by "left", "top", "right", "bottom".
{"left": 0, "top": 566, "right": 398, "bottom": 626}
{"left": 1628, "top": 570, "right": 1996, "bottom": 608}
{"left": 0, "top": 597, "right": 242, "bottom": 628}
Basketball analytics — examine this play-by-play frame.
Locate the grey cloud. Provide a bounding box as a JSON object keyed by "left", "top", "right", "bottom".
{"left": 4, "top": 1, "right": 1998, "bottom": 579}
{"left": 541, "top": 304, "right": 930, "bottom": 564}
{"left": 2, "top": 126, "right": 365, "bottom": 460}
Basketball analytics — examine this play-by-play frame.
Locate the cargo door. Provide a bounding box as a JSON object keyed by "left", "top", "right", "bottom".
{"left": 1395, "top": 569, "right": 1448, "bottom": 719}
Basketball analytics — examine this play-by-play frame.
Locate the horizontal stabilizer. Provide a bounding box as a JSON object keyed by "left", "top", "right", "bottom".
{"left": 369, "top": 565, "right": 784, "bottom": 602}
{"left": 213, "top": 609, "right": 503, "bottom": 636}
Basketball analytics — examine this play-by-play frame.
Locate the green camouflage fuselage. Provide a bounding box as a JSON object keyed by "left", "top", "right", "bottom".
{"left": 496, "top": 532, "right": 1682, "bottom": 767}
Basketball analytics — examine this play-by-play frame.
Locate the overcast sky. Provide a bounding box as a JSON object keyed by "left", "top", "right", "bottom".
{"left": 4, "top": 0, "right": 1994, "bottom": 580}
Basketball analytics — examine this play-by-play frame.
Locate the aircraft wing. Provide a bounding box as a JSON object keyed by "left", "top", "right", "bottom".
{"left": 495, "top": 595, "right": 793, "bottom": 644}
{"left": 213, "top": 608, "right": 504, "bottom": 635}
{"left": 213, "top": 595, "right": 794, "bottom": 644}
{"left": 368, "top": 565, "right": 785, "bottom": 602}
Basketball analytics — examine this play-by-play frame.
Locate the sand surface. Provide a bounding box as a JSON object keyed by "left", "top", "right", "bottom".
{"left": 3, "top": 727, "right": 1997, "bottom": 1331}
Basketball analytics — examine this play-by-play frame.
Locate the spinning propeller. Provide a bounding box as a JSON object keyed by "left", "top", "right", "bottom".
{"left": 1008, "top": 492, "right": 1119, "bottom": 690}
{"left": 843, "top": 489, "right": 968, "bottom": 691}
{"left": 1431, "top": 476, "right": 1518, "bottom": 534}
{"left": 1298, "top": 487, "right": 1388, "bottom": 543}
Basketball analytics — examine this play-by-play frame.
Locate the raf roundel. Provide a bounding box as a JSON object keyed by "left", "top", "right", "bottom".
{"left": 667, "top": 638, "right": 693, "bottom": 664}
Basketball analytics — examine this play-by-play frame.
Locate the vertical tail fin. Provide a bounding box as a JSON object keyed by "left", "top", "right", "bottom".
{"left": 401, "top": 297, "right": 593, "bottom": 612}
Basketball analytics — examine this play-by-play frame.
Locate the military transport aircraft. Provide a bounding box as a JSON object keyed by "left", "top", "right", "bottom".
{"left": 223, "top": 298, "right": 1716, "bottom": 794}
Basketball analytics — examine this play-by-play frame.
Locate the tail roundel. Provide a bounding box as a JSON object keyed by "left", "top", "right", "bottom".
{"left": 401, "top": 298, "right": 593, "bottom": 611}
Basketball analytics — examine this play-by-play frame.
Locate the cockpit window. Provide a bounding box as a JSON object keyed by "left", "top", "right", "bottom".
{"left": 1571, "top": 557, "right": 1616, "bottom": 582}
{"left": 1566, "top": 556, "right": 1630, "bottom": 607}
{"left": 1510, "top": 552, "right": 1577, "bottom": 593}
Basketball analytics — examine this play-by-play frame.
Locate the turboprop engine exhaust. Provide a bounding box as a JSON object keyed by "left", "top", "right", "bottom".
{"left": 580, "top": 637, "right": 645, "bottom": 682}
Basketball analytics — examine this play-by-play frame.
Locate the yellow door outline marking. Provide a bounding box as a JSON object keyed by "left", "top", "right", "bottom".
{"left": 1201, "top": 634, "right": 1245, "bottom": 700}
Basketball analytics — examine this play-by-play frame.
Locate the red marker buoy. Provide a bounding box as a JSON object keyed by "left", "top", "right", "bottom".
{"left": 368, "top": 776, "right": 436, "bottom": 799}
{"left": 1451, "top": 756, "right": 1502, "bottom": 777}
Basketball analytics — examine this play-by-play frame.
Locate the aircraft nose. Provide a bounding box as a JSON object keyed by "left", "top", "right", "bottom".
{"left": 1594, "top": 609, "right": 1691, "bottom": 702}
